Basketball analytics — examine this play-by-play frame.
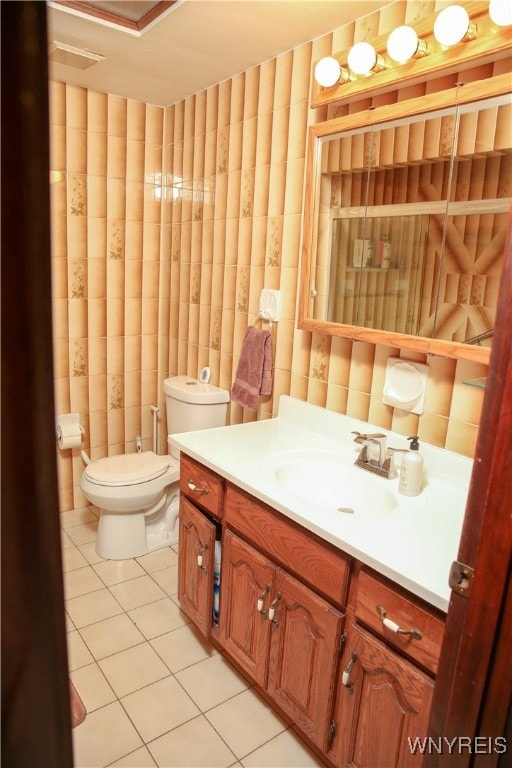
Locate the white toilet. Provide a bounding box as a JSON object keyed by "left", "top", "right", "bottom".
{"left": 81, "top": 375, "right": 229, "bottom": 560}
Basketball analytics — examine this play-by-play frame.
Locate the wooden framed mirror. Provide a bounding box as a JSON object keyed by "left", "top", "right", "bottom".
{"left": 299, "top": 75, "right": 511, "bottom": 364}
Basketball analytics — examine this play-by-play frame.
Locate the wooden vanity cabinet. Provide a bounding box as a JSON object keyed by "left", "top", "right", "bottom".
{"left": 329, "top": 621, "right": 434, "bottom": 768}
{"left": 178, "top": 455, "right": 224, "bottom": 637}
{"left": 220, "top": 528, "right": 345, "bottom": 751}
{"left": 219, "top": 529, "right": 272, "bottom": 687}
{"left": 328, "top": 567, "right": 444, "bottom": 767}
{"left": 177, "top": 497, "right": 217, "bottom": 637}
{"left": 177, "top": 454, "right": 446, "bottom": 766}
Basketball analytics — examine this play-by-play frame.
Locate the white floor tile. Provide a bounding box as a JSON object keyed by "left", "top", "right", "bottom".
{"left": 72, "top": 701, "right": 142, "bottom": 768}
{"left": 79, "top": 613, "right": 145, "bottom": 659}
{"left": 241, "top": 728, "right": 326, "bottom": 767}
{"left": 61, "top": 529, "right": 75, "bottom": 550}
{"left": 128, "top": 597, "right": 189, "bottom": 640}
{"left": 205, "top": 688, "right": 288, "bottom": 759}
{"left": 67, "top": 629, "right": 94, "bottom": 671}
{"left": 150, "top": 623, "right": 217, "bottom": 673}
{"left": 136, "top": 547, "right": 178, "bottom": 573}
{"left": 60, "top": 506, "right": 97, "bottom": 529}
{"left": 149, "top": 564, "right": 179, "bottom": 597}
{"left": 66, "top": 520, "right": 98, "bottom": 546}
{"left": 71, "top": 662, "right": 116, "bottom": 712}
{"left": 78, "top": 540, "right": 106, "bottom": 564}
{"left": 109, "top": 745, "right": 157, "bottom": 767}
{"left": 98, "top": 643, "right": 170, "bottom": 698}
{"left": 109, "top": 574, "right": 166, "bottom": 611}
{"left": 121, "top": 675, "right": 200, "bottom": 743}
{"left": 62, "top": 545, "right": 88, "bottom": 572}
{"left": 175, "top": 653, "right": 250, "bottom": 711}
{"left": 93, "top": 557, "right": 146, "bottom": 585}
{"left": 64, "top": 565, "right": 105, "bottom": 599}
{"left": 66, "top": 587, "right": 123, "bottom": 628}
{"left": 147, "top": 715, "right": 236, "bottom": 768}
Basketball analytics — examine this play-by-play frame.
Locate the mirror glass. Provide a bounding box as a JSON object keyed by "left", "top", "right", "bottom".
{"left": 306, "top": 93, "right": 511, "bottom": 353}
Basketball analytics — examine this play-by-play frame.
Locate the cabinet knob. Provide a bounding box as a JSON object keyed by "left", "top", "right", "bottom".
{"left": 376, "top": 605, "right": 422, "bottom": 640}
{"left": 188, "top": 478, "right": 208, "bottom": 495}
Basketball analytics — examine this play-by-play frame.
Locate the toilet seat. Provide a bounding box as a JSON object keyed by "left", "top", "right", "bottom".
{"left": 85, "top": 451, "right": 174, "bottom": 487}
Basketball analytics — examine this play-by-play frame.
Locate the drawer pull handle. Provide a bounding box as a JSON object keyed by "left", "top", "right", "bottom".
{"left": 268, "top": 592, "right": 281, "bottom": 626}
{"left": 197, "top": 544, "right": 208, "bottom": 571}
{"left": 342, "top": 652, "right": 358, "bottom": 693}
{"left": 188, "top": 479, "right": 208, "bottom": 495}
{"left": 257, "top": 585, "right": 270, "bottom": 614}
{"left": 377, "top": 605, "right": 422, "bottom": 640}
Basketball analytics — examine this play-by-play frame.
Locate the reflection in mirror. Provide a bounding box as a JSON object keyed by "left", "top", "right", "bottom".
{"left": 434, "top": 97, "right": 511, "bottom": 344}
{"left": 309, "top": 94, "right": 511, "bottom": 352}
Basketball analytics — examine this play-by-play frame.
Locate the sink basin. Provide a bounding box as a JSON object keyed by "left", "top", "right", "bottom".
{"left": 260, "top": 449, "right": 396, "bottom": 517}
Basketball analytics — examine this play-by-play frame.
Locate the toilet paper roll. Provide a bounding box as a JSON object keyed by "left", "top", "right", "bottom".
{"left": 57, "top": 423, "right": 83, "bottom": 450}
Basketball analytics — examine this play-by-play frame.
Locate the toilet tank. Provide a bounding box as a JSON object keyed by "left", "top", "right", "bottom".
{"left": 163, "top": 376, "right": 230, "bottom": 458}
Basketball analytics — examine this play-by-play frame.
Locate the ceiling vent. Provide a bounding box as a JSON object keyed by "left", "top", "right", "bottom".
{"left": 48, "top": 41, "right": 105, "bottom": 70}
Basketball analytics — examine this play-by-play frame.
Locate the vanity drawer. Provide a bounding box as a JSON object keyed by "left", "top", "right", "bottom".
{"left": 355, "top": 569, "right": 444, "bottom": 675}
{"left": 180, "top": 454, "right": 224, "bottom": 519}
{"left": 225, "top": 484, "right": 350, "bottom": 608}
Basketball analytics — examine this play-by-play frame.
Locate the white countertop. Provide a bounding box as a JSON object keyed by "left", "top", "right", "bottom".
{"left": 169, "top": 396, "right": 473, "bottom": 612}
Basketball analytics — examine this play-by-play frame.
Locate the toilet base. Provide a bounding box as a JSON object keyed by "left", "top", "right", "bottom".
{"left": 95, "top": 488, "right": 180, "bottom": 560}
{"left": 95, "top": 511, "right": 178, "bottom": 559}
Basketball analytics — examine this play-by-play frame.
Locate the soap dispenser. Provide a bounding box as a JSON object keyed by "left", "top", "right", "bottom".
{"left": 399, "top": 436, "right": 423, "bottom": 497}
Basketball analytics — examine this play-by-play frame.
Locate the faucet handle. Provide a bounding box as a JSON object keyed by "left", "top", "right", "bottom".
{"left": 352, "top": 431, "right": 386, "bottom": 444}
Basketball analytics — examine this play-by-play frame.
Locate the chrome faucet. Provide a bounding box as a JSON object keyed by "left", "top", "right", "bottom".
{"left": 352, "top": 432, "right": 404, "bottom": 479}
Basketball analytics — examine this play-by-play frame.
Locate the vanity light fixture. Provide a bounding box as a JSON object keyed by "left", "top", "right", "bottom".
{"left": 386, "top": 25, "right": 427, "bottom": 63}
{"left": 347, "top": 41, "right": 385, "bottom": 76}
{"left": 433, "top": 5, "right": 477, "bottom": 47}
{"left": 489, "top": 0, "right": 512, "bottom": 26}
{"left": 314, "top": 56, "right": 350, "bottom": 87}
{"left": 311, "top": 2, "right": 509, "bottom": 107}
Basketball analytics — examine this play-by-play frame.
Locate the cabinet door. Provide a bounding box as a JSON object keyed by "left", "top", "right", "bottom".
{"left": 331, "top": 622, "right": 434, "bottom": 767}
{"left": 267, "top": 569, "right": 344, "bottom": 752}
{"left": 178, "top": 497, "right": 217, "bottom": 637}
{"left": 219, "top": 530, "right": 273, "bottom": 688}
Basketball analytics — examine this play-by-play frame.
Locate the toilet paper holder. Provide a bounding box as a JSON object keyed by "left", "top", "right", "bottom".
{"left": 56, "top": 413, "right": 85, "bottom": 449}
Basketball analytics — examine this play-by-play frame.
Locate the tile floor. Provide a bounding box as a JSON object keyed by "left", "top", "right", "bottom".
{"left": 62, "top": 506, "right": 326, "bottom": 768}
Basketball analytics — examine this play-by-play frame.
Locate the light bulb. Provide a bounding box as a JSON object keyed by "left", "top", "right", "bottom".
{"left": 347, "top": 42, "right": 384, "bottom": 76}
{"left": 386, "top": 25, "right": 426, "bottom": 63}
{"left": 434, "top": 5, "right": 476, "bottom": 46}
{"left": 314, "top": 57, "right": 348, "bottom": 87}
{"left": 489, "top": 0, "right": 512, "bottom": 26}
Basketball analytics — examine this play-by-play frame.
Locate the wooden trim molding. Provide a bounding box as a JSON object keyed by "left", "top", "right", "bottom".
{"left": 52, "top": 1, "right": 177, "bottom": 32}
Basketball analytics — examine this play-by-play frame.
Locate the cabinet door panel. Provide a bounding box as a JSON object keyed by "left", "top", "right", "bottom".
{"left": 267, "top": 569, "right": 344, "bottom": 752}
{"left": 219, "top": 530, "right": 273, "bottom": 688}
{"left": 178, "top": 497, "right": 217, "bottom": 637}
{"left": 331, "top": 622, "right": 433, "bottom": 767}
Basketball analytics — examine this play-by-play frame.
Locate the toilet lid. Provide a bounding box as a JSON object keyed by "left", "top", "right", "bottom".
{"left": 85, "top": 452, "right": 172, "bottom": 487}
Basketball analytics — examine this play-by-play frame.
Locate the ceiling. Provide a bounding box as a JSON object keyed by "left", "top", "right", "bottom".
{"left": 47, "top": 0, "right": 389, "bottom": 107}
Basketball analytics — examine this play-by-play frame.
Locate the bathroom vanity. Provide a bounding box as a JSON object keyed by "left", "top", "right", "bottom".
{"left": 170, "top": 397, "right": 472, "bottom": 767}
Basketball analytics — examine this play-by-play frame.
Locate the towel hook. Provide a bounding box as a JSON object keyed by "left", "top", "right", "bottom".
{"left": 257, "top": 312, "right": 273, "bottom": 330}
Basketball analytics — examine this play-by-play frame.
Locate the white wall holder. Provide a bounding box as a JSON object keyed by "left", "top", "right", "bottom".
{"left": 259, "top": 289, "right": 281, "bottom": 328}
{"left": 383, "top": 358, "right": 429, "bottom": 415}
